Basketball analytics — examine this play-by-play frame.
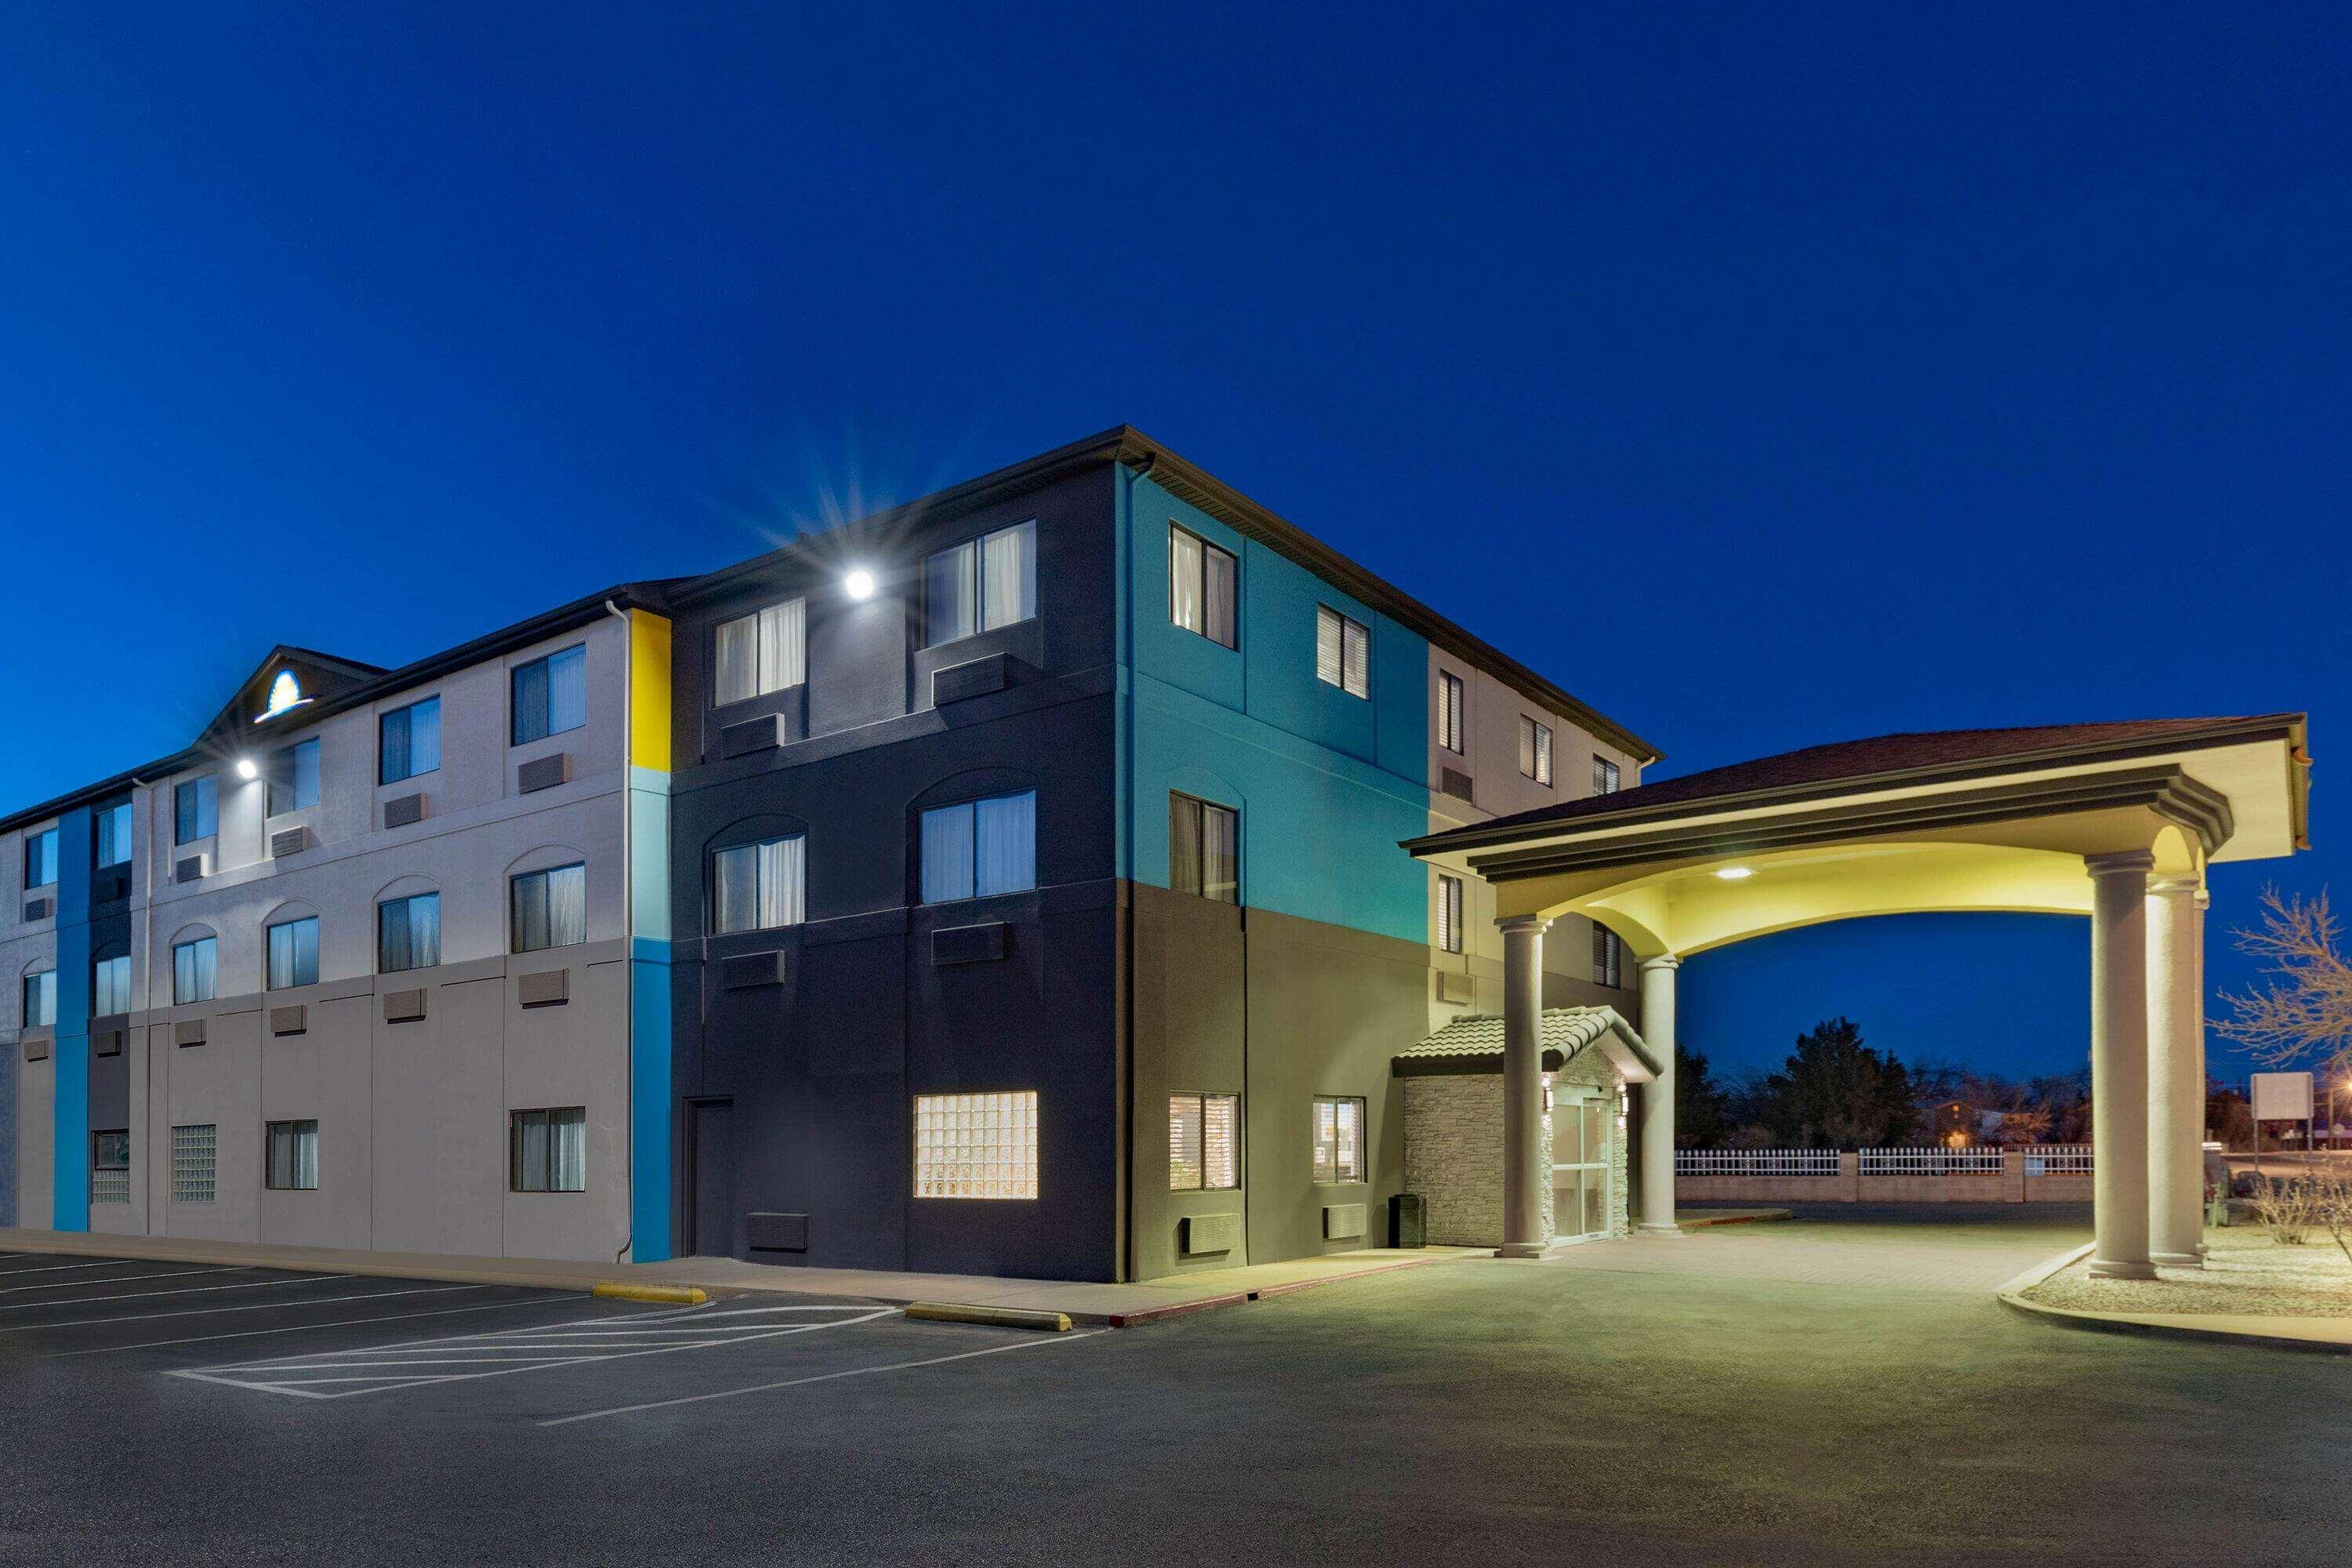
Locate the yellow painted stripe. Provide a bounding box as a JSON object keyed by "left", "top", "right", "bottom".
{"left": 592, "top": 1282, "right": 706, "bottom": 1305}
{"left": 628, "top": 610, "right": 672, "bottom": 775}
{"left": 904, "top": 1301, "right": 1073, "bottom": 1332}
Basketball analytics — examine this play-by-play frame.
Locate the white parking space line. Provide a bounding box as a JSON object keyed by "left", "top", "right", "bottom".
{"left": 540, "top": 1329, "right": 1109, "bottom": 1426}
{"left": 169, "top": 1301, "right": 898, "bottom": 1401}
{"left": 0, "top": 1267, "right": 240, "bottom": 1295}
{"left": 0, "top": 1259, "right": 169, "bottom": 1277}
{"left": 42, "top": 1287, "right": 557, "bottom": 1356}
{"left": 17, "top": 1284, "right": 511, "bottom": 1338}
{"left": 0, "top": 1273, "right": 350, "bottom": 1313}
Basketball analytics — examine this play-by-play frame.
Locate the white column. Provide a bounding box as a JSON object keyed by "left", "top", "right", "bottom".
{"left": 1497, "top": 915, "right": 1553, "bottom": 1258}
{"left": 1639, "top": 953, "right": 1680, "bottom": 1236}
{"left": 2088, "top": 851, "right": 2156, "bottom": 1279}
{"left": 2147, "top": 877, "right": 2206, "bottom": 1265}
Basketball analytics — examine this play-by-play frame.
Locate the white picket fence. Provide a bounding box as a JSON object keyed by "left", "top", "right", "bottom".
{"left": 1676, "top": 1144, "right": 2095, "bottom": 1176}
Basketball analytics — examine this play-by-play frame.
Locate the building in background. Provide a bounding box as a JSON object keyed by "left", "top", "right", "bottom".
{"left": 0, "top": 428, "right": 1657, "bottom": 1278}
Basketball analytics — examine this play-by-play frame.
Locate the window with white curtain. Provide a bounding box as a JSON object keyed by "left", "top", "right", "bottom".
{"left": 919, "top": 792, "right": 1036, "bottom": 904}
{"left": 1168, "top": 793, "right": 1240, "bottom": 905}
{"left": 510, "top": 863, "right": 588, "bottom": 952}
{"left": 267, "top": 916, "right": 319, "bottom": 990}
{"left": 1168, "top": 1093, "right": 1240, "bottom": 1191}
{"left": 1312, "top": 1096, "right": 1367, "bottom": 1184}
{"left": 1169, "top": 524, "right": 1237, "bottom": 648}
{"left": 710, "top": 837, "right": 805, "bottom": 934}
{"left": 92, "top": 951, "right": 130, "bottom": 1017}
{"left": 267, "top": 739, "right": 321, "bottom": 816}
{"left": 1517, "top": 715, "right": 1553, "bottom": 786}
{"left": 24, "top": 827, "right": 60, "bottom": 888}
{"left": 713, "top": 599, "right": 807, "bottom": 706}
{"left": 924, "top": 521, "right": 1036, "bottom": 648}
{"left": 172, "top": 935, "right": 218, "bottom": 1004}
{"left": 377, "top": 892, "right": 441, "bottom": 974}
{"left": 510, "top": 1107, "right": 586, "bottom": 1192}
{"left": 511, "top": 644, "right": 587, "bottom": 745}
{"left": 266, "top": 1120, "right": 319, "bottom": 1191}
{"left": 379, "top": 696, "right": 441, "bottom": 784}
{"left": 95, "top": 800, "right": 133, "bottom": 866}
{"left": 175, "top": 776, "right": 218, "bottom": 843}
{"left": 22, "top": 967, "right": 56, "bottom": 1029}
{"left": 1315, "top": 606, "right": 1370, "bottom": 698}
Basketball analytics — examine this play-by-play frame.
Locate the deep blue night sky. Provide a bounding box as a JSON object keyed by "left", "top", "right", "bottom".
{"left": 2, "top": 5, "right": 2343, "bottom": 1085}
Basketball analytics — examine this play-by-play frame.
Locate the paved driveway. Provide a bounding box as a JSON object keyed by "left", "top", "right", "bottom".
{"left": 1543, "top": 1203, "right": 2090, "bottom": 1292}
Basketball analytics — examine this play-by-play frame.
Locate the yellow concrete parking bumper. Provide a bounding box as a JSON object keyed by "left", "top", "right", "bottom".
{"left": 592, "top": 1283, "right": 708, "bottom": 1305}
{"left": 905, "top": 1302, "right": 1073, "bottom": 1332}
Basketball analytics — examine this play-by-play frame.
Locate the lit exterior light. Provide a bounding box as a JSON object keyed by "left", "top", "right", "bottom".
{"left": 235, "top": 757, "right": 260, "bottom": 781}
{"left": 1715, "top": 866, "right": 1753, "bottom": 880}
{"left": 844, "top": 568, "right": 877, "bottom": 601}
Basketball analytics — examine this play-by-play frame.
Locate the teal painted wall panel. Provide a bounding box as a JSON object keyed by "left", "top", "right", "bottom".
{"left": 1119, "top": 466, "right": 1432, "bottom": 945}
{"left": 51, "top": 806, "right": 93, "bottom": 1233}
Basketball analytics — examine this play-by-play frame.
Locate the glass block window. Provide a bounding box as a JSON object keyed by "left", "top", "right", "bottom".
{"left": 1312, "top": 1096, "right": 1367, "bottom": 1185}
{"left": 1437, "top": 874, "right": 1464, "bottom": 955}
{"left": 509, "top": 1107, "right": 586, "bottom": 1193}
{"left": 92, "top": 1131, "right": 131, "bottom": 1206}
{"left": 913, "top": 1091, "right": 1038, "bottom": 1200}
{"left": 1169, "top": 524, "right": 1237, "bottom": 649}
{"left": 714, "top": 599, "right": 807, "bottom": 705}
{"left": 266, "top": 1120, "right": 319, "bottom": 1191}
{"left": 1517, "top": 715, "right": 1553, "bottom": 786}
{"left": 172, "top": 1123, "right": 217, "bottom": 1204}
{"left": 1315, "top": 606, "right": 1370, "bottom": 698}
{"left": 1169, "top": 1093, "right": 1240, "bottom": 1192}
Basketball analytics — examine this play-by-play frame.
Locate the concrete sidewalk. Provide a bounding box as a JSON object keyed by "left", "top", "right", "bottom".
{"left": 0, "top": 1227, "right": 1476, "bottom": 1327}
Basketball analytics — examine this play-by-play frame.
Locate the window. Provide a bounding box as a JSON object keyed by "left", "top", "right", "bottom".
{"left": 1593, "top": 757, "right": 1621, "bottom": 795}
{"left": 24, "top": 827, "right": 59, "bottom": 888}
{"left": 1593, "top": 925, "right": 1623, "bottom": 989}
{"left": 1315, "top": 606, "right": 1370, "bottom": 699}
{"left": 1312, "top": 1096, "right": 1367, "bottom": 1185}
{"left": 378, "top": 892, "right": 441, "bottom": 974}
{"left": 913, "top": 1091, "right": 1037, "bottom": 1200}
{"left": 379, "top": 696, "right": 442, "bottom": 785}
{"left": 1168, "top": 1094, "right": 1240, "bottom": 1191}
{"left": 920, "top": 791, "right": 1036, "bottom": 904}
{"left": 510, "top": 862, "right": 588, "bottom": 952}
{"left": 713, "top": 599, "right": 808, "bottom": 705}
{"left": 268, "top": 739, "right": 320, "bottom": 815}
{"left": 172, "top": 1123, "right": 217, "bottom": 1203}
{"left": 172, "top": 936, "right": 218, "bottom": 1004}
{"left": 267, "top": 915, "right": 320, "bottom": 991}
{"left": 710, "top": 837, "right": 805, "bottom": 934}
{"left": 22, "top": 967, "right": 56, "bottom": 1029}
{"left": 1169, "top": 524, "right": 1237, "bottom": 648}
{"left": 92, "top": 1131, "right": 130, "bottom": 1206}
{"left": 511, "top": 644, "right": 587, "bottom": 746}
{"left": 1168, "top": 793, "right": 1239, "bottom": 904}
{"left": 1437, "top": 673, "right": 1464, "bottom": 754}
{"left": 95, "top": 800, "right": 132, "bottom": 867}
{"left": 265, "top": 1120, "right": 320, "bottom": 1191}
{"left": 924, "top": 521, "right": 1036, "bottom": 648}
{"left": 1437, "top": 874, "right": 1463, "bottom": 954}
{"left": 93, "top": 951, "right": 130, "bottom": 1018}
{"left": 175, "top": 776, "right": 217, "bottom": 843}
{"left": 1517, "top": 716, "right": 1553, "bottom": 786}
{"left": 509, "top": 1107, "right": 586, "bottom": 1193}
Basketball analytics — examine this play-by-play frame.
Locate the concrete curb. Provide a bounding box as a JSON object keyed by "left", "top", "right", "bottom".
{"left": 1107, "top": 1251, "right": 1461, "bottom": 1327}
{"left": 1996, "top": 1243, "right": 2352, "bottom": 1355}
{"left": 906, "top": 1302, "right": 1073, "bottom": 1332}
{"left": 593, "top": 1283, "right": 708, "bottom": 1305}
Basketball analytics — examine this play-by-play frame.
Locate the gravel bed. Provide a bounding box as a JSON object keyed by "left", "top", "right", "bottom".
{"left": 2024, "top": 1228, "right": 2352, "bottom": 1316}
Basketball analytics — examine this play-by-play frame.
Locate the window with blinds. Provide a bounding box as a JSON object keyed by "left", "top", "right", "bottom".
{"left": 713, "top": 599, "right": 808, "bottom": 705}
{"left": 1169, "top": 524, "right": 1238, "bottom": 649}
{"left": 1314, "top": 606, "right": 1370, "bottom": 698}
{"left": 1437, "top": 672, "right": 1465, "bottom": 753}
{"left": 1593, "top": 757, "right": 1621, "bottom": 794}
{"left": 1517, "top": 715, "right": 1553, "bottom": 786}
{"left": 1312, "top": 1096, "right": 1367, "bottom": 1185}
{"left": 1593, "top": 924, "right": 1623, "bottom": 988}
{"left": 1169, "top": 793, "right": 1239, "bottom": 904}
{"left": 1437, "top": 874, "right": 1464, "bottom": 954}
{"left": 1168, "top": 1093, "right": 1240, "bottom": 1190}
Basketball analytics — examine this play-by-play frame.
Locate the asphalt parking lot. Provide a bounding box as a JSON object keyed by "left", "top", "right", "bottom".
{"left": 6, "top": 1217, "right": 2350, "bottom": 1567}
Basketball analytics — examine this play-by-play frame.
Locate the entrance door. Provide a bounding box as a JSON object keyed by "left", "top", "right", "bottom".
{"left": 1552, "top": 1090, "right": 1613, "bottom": 1241}
{"left": 688, "top": 1099, "right": 735, "bottom": 1259}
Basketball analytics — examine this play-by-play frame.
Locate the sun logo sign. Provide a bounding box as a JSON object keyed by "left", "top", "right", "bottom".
{"left": 258, "top": 669, "right": 310, "bottom": 722}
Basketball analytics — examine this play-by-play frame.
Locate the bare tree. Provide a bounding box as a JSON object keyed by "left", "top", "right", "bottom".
{"left": 2212, "top": 887, "right": 2352, "bottom": 1066}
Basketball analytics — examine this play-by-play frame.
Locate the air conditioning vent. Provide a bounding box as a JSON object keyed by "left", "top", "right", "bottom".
{"left": 931, "top": 922, "right": 1007, "bottom": 966}
{"left": 93, "top": 1027, "right": 125, "bottom": 1058}
{"left": 932, "top": 653, "right": 1009, "bottom": 707}
{"left": 517, "top": 968, "right": 569, "bottom": 1008}
{"left": 383, "top": 793, "right": 425, "bottom": 829}
{"left": 720, "top": 950, "right": 789, "bottom": 990}
{"left": 516, "top": 753, "right": 569, "bottom": 794}
{"left": 22, "top": 898, "right": 50, "bottom": 923}
{"left": 174, "top": 1019, "right": 206, "bottom": 1047}
{"left": 270, "top": 826, "right": 310, "bottom": 858}
{"left": 1436, "top": 971, "right": 1473, "bottom": 1005}
{"left": 746, "top": 1211, "right": 810, "bottom": 1253}
{"left": 1323, "top": 1203, "right": 1369, "bottom": 1240}
{"left": 174, "top": 855, "right": 208, "bottom": 884}
{"left": 21, "top": 1033, "right": 49, "bottom": 1062}
{"left": 383, "top": 988, "right": 428, "bottom": 1024}
{"left": 1440, "top": 768, "right": 1475, "bottom": 803}
{"left": 270, "top": 1005, "right": 308, "bottom": 1037}
{"left": 1182, "top": 1213, "right": 1241, "bottom": 1257}
{"left": 718, "top": 714, "right": 781, "bottom": 760}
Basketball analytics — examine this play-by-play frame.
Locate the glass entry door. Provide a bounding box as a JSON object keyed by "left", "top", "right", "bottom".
{"left": 1552, "top": 1090, "right": 1614, "bottom": 1241}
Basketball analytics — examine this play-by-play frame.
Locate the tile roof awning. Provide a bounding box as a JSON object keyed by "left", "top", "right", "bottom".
{"left": 1394, "top": 1006, "right": 1659, "bottom": 1083}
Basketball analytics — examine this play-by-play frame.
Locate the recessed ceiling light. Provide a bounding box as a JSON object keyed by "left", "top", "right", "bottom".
{"left": 1714, "top": 866, "right": 1753, "bottom": 880}
{"left": 844, "top": 568, "right": 877, "bottom": 601}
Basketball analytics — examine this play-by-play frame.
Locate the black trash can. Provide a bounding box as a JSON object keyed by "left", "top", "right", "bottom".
{"left": 1389, "top": 1192, "right": 1427, "bottom": 1249}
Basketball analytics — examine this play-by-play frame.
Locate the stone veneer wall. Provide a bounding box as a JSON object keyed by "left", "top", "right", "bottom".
{"left": 1402, "top": 1047, "right": 1631, "bottom": 1247}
